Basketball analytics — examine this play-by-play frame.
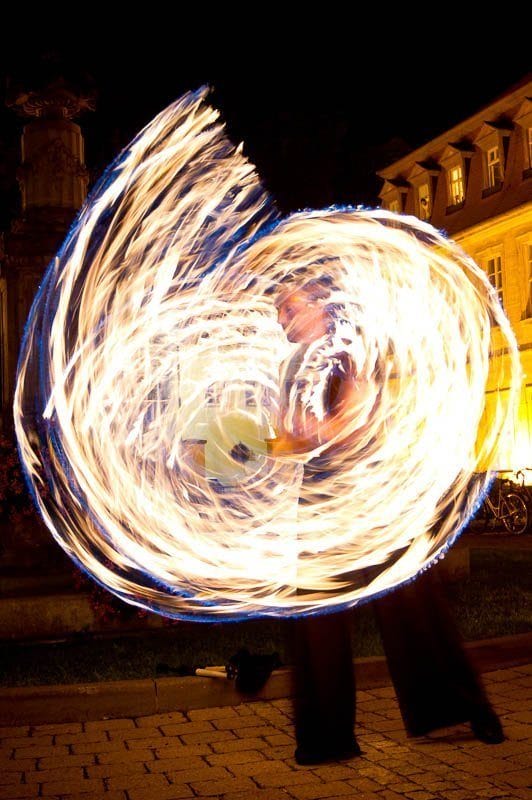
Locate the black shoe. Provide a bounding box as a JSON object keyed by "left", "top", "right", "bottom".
{"left": 470, "top": 707, "right": 505, "bottom": 744}
{"left": 295, "top": 738, "right": 362, "bottom": 765}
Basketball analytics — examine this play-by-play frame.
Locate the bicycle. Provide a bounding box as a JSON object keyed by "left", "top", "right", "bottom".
{"left": 479, "top": 475, "right": 529, "bottom": 534}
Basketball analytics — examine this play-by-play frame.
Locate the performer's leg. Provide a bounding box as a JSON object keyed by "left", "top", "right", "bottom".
{"left": 293, "top": 608, "right": 361, "bottom": 763}
{"left": 373, "top": 567, "right": 503, "bottom": 742}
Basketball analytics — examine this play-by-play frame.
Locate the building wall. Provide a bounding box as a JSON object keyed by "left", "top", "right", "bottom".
{"left": 455, "top": 205, "right": 532, "bottom": 472}
{"left": 378, "top": 78, "right": 532, "bottom": 477}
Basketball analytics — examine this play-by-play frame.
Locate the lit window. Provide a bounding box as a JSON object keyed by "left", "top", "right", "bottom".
{"left": 528, "top": 128, "right": 532, "bottom": 169}
{"left": 418, "top": 183, "right": 431, "bottom": 220}
{"left": 388, "top": 199, "right": 401, "bottom": 213}
{"left": 487, "top": 146, "right": 503, "bottom": 187}
{"left": 448, "top": 165, "right": 465, "bottom": 205}
{"left": 487, "top": 255, "right": 504, "bottom": 306}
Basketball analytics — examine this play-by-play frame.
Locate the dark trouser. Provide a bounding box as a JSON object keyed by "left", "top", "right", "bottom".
{"left": 293, "top": 608, "right": 356, "bottom": 751}
{"left": 292, "top": 567, "right": 489, "bottom": 748}
{"left": 374, "top": 568, "right": 489, "bottom": 736}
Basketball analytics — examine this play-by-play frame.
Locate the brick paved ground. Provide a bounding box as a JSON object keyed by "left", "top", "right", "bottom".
{"left": 0, "top": 664, "right": 530, "bottom": 800}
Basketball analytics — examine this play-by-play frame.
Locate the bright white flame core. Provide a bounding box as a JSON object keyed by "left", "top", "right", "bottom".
{"left": 14, "top": 88, "right": 521, "bottom": 619}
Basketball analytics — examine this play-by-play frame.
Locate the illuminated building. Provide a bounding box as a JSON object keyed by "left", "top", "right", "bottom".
{"left": 378, "top": 77, "right": 532, "bottom": 476}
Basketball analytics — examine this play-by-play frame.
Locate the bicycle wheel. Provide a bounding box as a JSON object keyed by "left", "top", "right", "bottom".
{"left": 501, "top": 493, "right": 528, "bottom": 534}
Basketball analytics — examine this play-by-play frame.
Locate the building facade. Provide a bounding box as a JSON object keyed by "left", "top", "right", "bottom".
{"left": 378, "top": 77, "right": 532, "bottom": 475}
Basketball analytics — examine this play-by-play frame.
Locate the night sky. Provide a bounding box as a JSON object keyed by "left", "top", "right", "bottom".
{"left": 0, "top": 33, "right": 530, "bottom": 227}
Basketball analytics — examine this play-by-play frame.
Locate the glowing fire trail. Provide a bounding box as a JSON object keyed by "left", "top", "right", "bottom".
{"left": 14, "top": 87, "right": 521, "bottom": 619}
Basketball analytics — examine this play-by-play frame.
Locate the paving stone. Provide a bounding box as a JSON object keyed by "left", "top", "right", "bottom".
{"left": 179, "top": 729, "right": 235, "bottom": 745}
{"left": 1, "top": 662, "right": 529, "bottom": 800}
{"left": 84, "top": 718, "right": 136, "bottom": 732}
{"left": 188, "top": 706, "right": 239, "bottom": 721}
{"left": 95, "top": 747, "right": 154, "bottom": 763}
{"left": 0, "top": 775, "right": 23, "bottom": 786}
{"left": 54, "top": 731, "right": 108, "bottom": 745}
{"left": 159, "top": 720, "right": 214, "bottom": 736}
{"left": 211, "top": 737, "right": 271, "bottom": 753}
{"left": 128, "top": 784, "right": 193, "bottom": 800}
{"left": 506, "top": 710, "right": 532, "bottom": 724}
{"left": 205, "top": 749, "right": 266, "bottom": 766}
{"left": 228, "top": 760, "right": 292, "bottom": 777}
{"left": 495, "top": 767, "right": 532, "bottom": 787}
{"left": 0, "top": 729, "right": 30, "bottom": 738}
{"left": 106, "top": 772, "right": 171, "bottom": 792}
{"left": 463, "top": 757, "right": 527, "bottom": 776}
{"left": 0, "top": 785, "right": 39, "bottom": 799}
{"left": 39, "top": 778, "right": 104, "bottom": 796}
{"left": 189, "top": 776, "right": 257, "bottom": 795}
{"left": 13, "top": 745, "right": 70, "bottom": 758}
{"left": 214, "top": 715, "right": 273, "bottom": 731}
{"left": 109, "top": 725, "right": 163, "bottom": 740}
{"left": 85, "top": 761, "right": 149, "bottom": 778}
{"left": 147, "top": 754, "right": 206, "bottom": 772}
{"left": 256, "top": 770, "right": 320, "bottom": 788}
{"left": 135, "top": 712, "right": 187, "bottom": 727}
{"left": 153, "top": 742, "right": 213, "bottom": 758}
{"left": 61, "top": 793, "right": 127, "bottom": 800}
{"left": 346, "top": 776, "right": 382, "bottom": 792}
{"left": 71, "top": 738, "right": 125, "bottom": 754}
{"left": 263, "top": 733, "right": 294, "bottom": 745}
{"left": 1, "top": 737, "right": 52, "bottom": 749}
{"left": 307, "top": 765, "right": 358, "bottom": 781}
{"left": 166, "top": 765, "right": 231, "bottom": 784}
{"left": 121, "top": 735, "right": 169, "bottom": 749}
{"left": 234, "top": 706, "right": 265, "bottom": 717}
{"left": 36, "top": 754, "right": 95, "bottom": 770}
{"left": 0, "top": 759, "right": 36, "bottom": 774}
{"left": 24, "top": 766, "right": 84, "bottom": 783}
{"left": 221, "top": 790, "right": 290, "bottom": 800}
{"left": 32, "top": 723, "right": 82, "bottom": 735}
{"left": 233, "top": 725, "right": 279, "bottom": 738}
{"left": 288, "top": 781, "right": 356, "bottom": 798}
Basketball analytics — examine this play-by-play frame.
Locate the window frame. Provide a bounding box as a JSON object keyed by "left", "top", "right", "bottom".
{"left": 485, "top": 253, "right": 504, "bottom": 308}
{"left": 417, "top": 182, "right": 432, "bottom": 220}
{"left": 448, "top": 163, "right": 465, "bottom": 207}
{"left": 486, "top": 146, "right": 503, "bottom": 188}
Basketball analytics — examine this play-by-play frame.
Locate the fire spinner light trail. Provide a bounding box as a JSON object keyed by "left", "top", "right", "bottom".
{"left": 13, "top": 87, "right": 521, "bottom": 620}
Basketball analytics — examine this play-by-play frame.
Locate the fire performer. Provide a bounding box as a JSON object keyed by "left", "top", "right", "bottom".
{"left": 271, "top": 277, "right": 503, "bottom": 765}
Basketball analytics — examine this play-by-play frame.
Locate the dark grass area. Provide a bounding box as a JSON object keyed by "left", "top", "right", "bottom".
{"left": 0, "top": 548, "right": 530, "bottom": 687}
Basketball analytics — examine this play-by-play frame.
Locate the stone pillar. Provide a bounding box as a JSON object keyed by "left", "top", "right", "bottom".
{"left": 0, "top": 76, "right": 95, "bottom": 576}
{"left": 1, "top": 81, "right": 95, "bottom": 425}
{"left": 18, "top": 116, "right": 89, "bottom": 212}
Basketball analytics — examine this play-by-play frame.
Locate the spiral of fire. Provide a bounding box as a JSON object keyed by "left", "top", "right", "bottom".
{"left": 13, "top": 87, "right": 521, "bottom": 619}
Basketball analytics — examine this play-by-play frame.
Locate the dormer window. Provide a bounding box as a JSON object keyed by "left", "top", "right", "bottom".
{"left": 418, "top": 183, "right": 431, "bottom": 220}
{"left": 439, "top": 142, "right": 473, "bottom": 213}
{"left": 474, "top": 121, "right": 511, "bottom": 197}
{"left": 487, "top": 146, "right": 503, "bottom": 187}
{"left": 448, "top": 165, "right": 465, "bottom": 206}
{"left": 378, "top": 179, "right": 408, "bottom": 215}
{"left": 406, "top": 161, "right": 439, "bottom": 222}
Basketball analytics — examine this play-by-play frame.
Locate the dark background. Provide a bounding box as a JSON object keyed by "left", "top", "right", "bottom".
{"left": 0, "top": 28, "right": 529, "bottom": 225}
